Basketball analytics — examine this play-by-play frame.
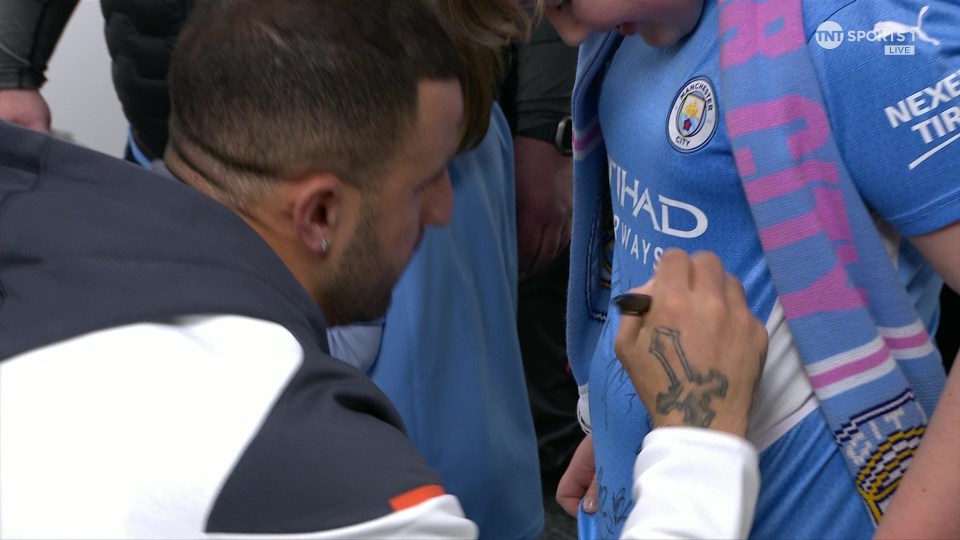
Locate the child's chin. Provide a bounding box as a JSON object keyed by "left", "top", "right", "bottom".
{"left": 616, "top": 22, "right": 641, "bottom": 36}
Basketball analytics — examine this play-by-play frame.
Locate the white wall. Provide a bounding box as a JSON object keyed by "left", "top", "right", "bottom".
{"left": 43, "top": 0, "right": 127, "bottom": 157}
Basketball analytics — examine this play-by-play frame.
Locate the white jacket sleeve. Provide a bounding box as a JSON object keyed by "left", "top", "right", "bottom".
{"left": 621, "top": 427, "right": 760, "bottom": 539}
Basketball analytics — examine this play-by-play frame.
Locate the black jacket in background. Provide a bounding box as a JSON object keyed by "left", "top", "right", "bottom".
{"left": 101, "top": 0, "right": 195, "bottom": 159}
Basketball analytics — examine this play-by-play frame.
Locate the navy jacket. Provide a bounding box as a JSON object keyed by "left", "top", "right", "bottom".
{"left": 0, "top": 121, "right": 444, "bottom": 534}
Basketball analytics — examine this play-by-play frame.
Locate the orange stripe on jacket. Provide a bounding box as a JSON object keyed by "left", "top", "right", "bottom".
{"left": 389, "top": 484, "right": 446, "bottom": 512}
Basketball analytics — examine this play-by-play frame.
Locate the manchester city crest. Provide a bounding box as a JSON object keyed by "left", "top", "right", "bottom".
{"left": 667, "top": 77, "right": 718, "bottom": 153}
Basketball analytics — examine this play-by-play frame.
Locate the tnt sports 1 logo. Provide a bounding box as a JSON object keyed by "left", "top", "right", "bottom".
{"left": 815, "top": 20, "right": 916, "bottom": 56}
{"left": 814, "top": 7, "right": 942, "bottom": 56}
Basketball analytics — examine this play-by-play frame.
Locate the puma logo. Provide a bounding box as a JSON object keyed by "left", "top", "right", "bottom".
{"left": 873, "top": 5, "right": 941, "bottom": 46}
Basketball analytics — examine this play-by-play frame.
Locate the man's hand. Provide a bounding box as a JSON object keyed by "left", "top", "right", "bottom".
{"left": 0, "top": 88, "right": 51, "bottom": 133}
{"left": 514, "top": 135, "right": 572, "bottom": 280}
{"left": 614, "top": 250, "right": 768, "bottom": 438}
{"left": 555, "top": 433, "right": 598, "bottom": 517}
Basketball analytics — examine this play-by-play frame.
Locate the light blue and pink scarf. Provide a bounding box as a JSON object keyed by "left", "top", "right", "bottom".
{"left": 720, "top": 0, "right": 944, "bottom": 522}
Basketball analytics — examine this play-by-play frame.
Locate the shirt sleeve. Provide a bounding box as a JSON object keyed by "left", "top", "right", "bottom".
{"left": 0, "top": 0, "right": 78, "bottom": 89}
{"left": 807, "top": 0, "right": 960, "bottom": 236}
{"left": 621, "top": 428, "right": 760, "bottom": 539}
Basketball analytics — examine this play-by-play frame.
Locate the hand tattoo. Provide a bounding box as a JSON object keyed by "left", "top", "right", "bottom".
{"left": 649, "top": 327, "right": 729, "bottom": 428}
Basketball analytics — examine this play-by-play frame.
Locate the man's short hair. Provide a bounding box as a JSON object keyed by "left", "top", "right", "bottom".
{"left": 167, "top": 0, "right": 464, "bottom": 207}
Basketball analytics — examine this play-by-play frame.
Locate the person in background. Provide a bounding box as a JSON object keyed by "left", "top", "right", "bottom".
{"left": 500, "top": 15, "right": 582, "bottom": 538}
{"left": 363, "top": 2, "right": 544, "bottom": 537}
{"left": 0, "top": 0, "right": 74, "bottom": 131}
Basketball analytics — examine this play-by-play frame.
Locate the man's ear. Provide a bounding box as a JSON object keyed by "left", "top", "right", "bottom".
{"left": 289, "top": 173, "right": 356, "bottom": 255}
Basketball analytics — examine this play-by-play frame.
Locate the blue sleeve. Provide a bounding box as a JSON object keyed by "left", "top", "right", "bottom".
{"left": 806, "top": 0, "right": 960, "bottom": 236}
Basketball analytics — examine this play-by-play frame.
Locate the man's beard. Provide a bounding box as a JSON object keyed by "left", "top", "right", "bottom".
{"left": 317, "top": 210, "right": 398, "bottom": 327}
